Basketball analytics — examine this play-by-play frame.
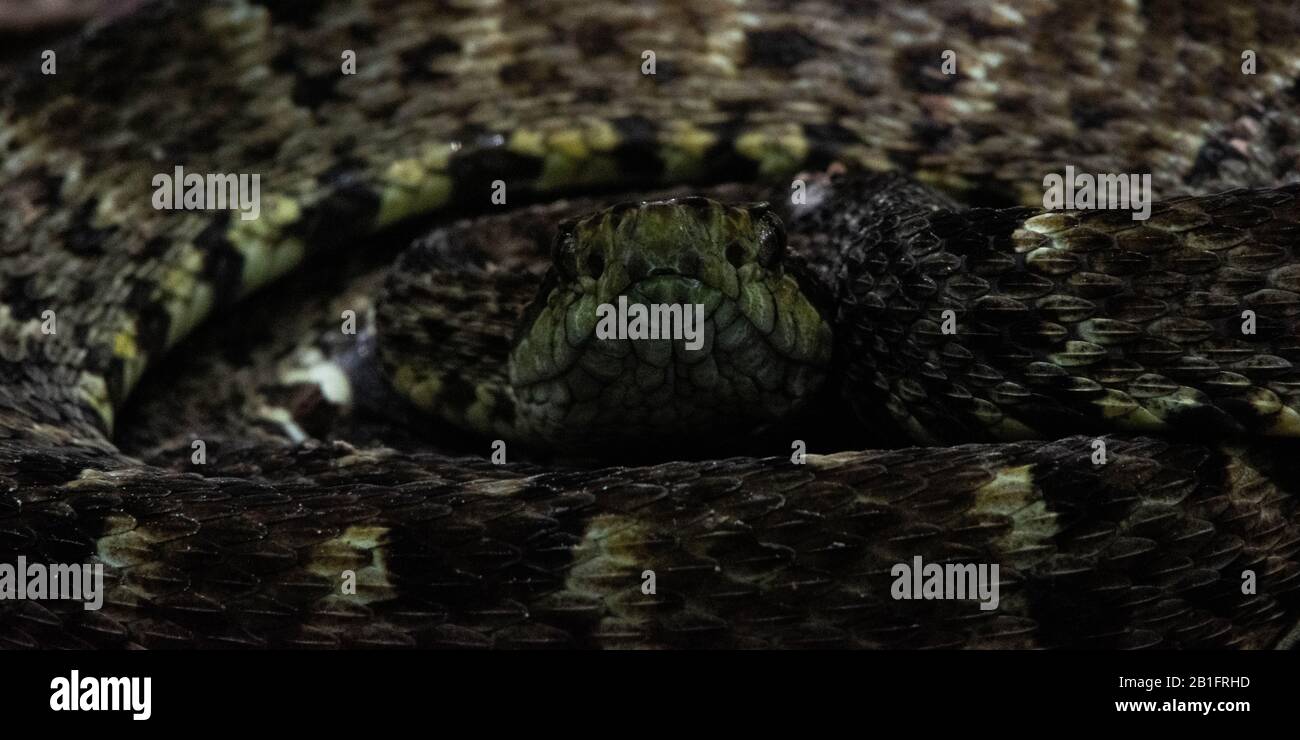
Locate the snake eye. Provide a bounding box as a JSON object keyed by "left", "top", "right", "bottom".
{"left": 752, "top": 205, "right": 786, "bottom": 268}
{"left": 552, "top": 220, "right": 580, "bottom": 278}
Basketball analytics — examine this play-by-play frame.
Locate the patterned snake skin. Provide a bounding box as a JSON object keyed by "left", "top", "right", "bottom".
{"left": 3, "top": 0, "right": 1300, "bottom": 648}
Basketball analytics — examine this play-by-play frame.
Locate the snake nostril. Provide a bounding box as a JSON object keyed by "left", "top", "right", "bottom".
{"left": 586, "top": 253, "right": 605, "bottom": 278}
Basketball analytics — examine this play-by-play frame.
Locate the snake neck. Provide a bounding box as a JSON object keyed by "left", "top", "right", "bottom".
{"left": 377, "top": 255, "right": 538, "bottom": 445}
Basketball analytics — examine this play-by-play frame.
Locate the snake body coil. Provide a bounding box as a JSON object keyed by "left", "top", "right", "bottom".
{"left": 2, "top": 0, "right": 1300, "bottom": 649}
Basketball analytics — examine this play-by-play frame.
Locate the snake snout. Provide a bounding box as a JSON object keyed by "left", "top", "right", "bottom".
{"left": 620, "top": 241, "right": 706, "bottom": 282}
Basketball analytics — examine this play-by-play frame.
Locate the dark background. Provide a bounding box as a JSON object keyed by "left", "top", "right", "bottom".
{"left": 0, "top": 0, "right": 145, "bottom": 64}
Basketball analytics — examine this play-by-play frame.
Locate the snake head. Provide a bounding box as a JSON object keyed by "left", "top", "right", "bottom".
{"left": 510, "top": 197, "right": 833, "bottom": 453}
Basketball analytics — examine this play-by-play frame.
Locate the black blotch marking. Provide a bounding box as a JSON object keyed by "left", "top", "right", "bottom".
{"left": 0, "top": 454, "right": 128, "bottom": 647}
{"left": 139, "top": 236, "right": 171, "bottom": 260}
{"left": 447, "top": 129, "right": 545, "bottom": 209}
{"left": 610, "top": 116, "right": 663, "bottom": 180}
{"left": 438, "top": 373, "right": 477, "bottom": 413}
{"left": 574, "top": 18, "right": 621, "bottom": 57}
{"left": 962, "top": 12, "right": 1021, "bottom": 40}
{"left": 416, "top": 317, "right": 457, "bottom": 346}
{"left": 379, "top": 465, "right": 624, "bottom": 644}
{"left": 124, "top": 279, "right": 174, "bottom": 364}
{"left": 292, "top": 169, "right": 382, "bottom": 250}
{"left": 647, "top": 58, "right": 677, "bottom": 84}
{"left": 1243, "top": 439, "right": 1300, "bottom": 505}
{"left": 1186, "top": 139, "right": 1243, "bottom": 187}
{"left": 1006, "top": 395, "right": 1108, "bottom": 439}
{"left": 258, "top": 0, "right": 324, "bottom": 28}
{"left": 893, "top": 45, "right": 959, "bottom": 94}
{"left": 494, "top": 388, "right": 517, "bottom": 427}
{"left": 291, "top": 70, "right": 342, "bottom": 108}
{"left": 702, "top": 119, "right": 759, "bottom": 182}
{"left": 195, "top": 212, "right": 244, "bottom": 309}
{"left": 895, "top": 119, "right": 953, "bottom": 172}
{"left": 1023, "top": 440, "right": 1165, "bottom": 647}
{"left": 0, "top": 276, "right": 43, "bottom": 321}
{"left": 243, "top": 136, "right": 284, "bottom": 163}
{"left": 347, "top": 20, "right": 378, "bottom": 45}
{"left": 6, "top": 0, "right": 180, "bottom": 111}
{"left": 574, "top": 86, "right": 611, "bottom": 104}
{"left": 379, "top": 479, "right": 601, "bottom": 645}
{"left": 716, "top": 98, "right": 757, "bottom": 118}
{"left": 271, "top": 46, "right": 342, "bottom": 109}
{"left": 1217, "top": 393, "right": 1285, "bottom": 434}
{"left": 331, "top": 134, "right": 362, "bottom": 160}
{"left": 1069, "top": 99, "right": 1117, "bottom": 130}
{"left": 1165, "top": 401, "right": 1245, "bottom": 436}
{"left": 499, "top": 60, "right": 565, "bottom": 87}
{"left": 399, "top": 35, "right": 460, "bottom": 83}
{"left": 745, "top": 28, "right": 820, "bottom": 68}
{"left": 39, "top": 172, "right": 64, "bottom": 209}
{"left": 70, "top": 278, "right": 97, "bottom": 307}
{"left": 64, "top": 200, "right": 115, "bottom": 257}
{"left": 803, "top": 121, "right": 861, "bottom": 168}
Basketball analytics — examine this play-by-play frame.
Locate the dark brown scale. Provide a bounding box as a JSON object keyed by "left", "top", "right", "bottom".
{"left": 800, "top": 174, "right": 1300, "bottom": 443}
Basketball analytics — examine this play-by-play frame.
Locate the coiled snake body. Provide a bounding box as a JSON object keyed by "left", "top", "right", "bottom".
{"left": 3, "top": 0, "right": 1300, "bottom": 648}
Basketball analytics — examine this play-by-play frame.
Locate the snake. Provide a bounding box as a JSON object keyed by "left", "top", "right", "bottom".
{"left": 3, "top": 0, "right": 1300, "bottom": 649}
